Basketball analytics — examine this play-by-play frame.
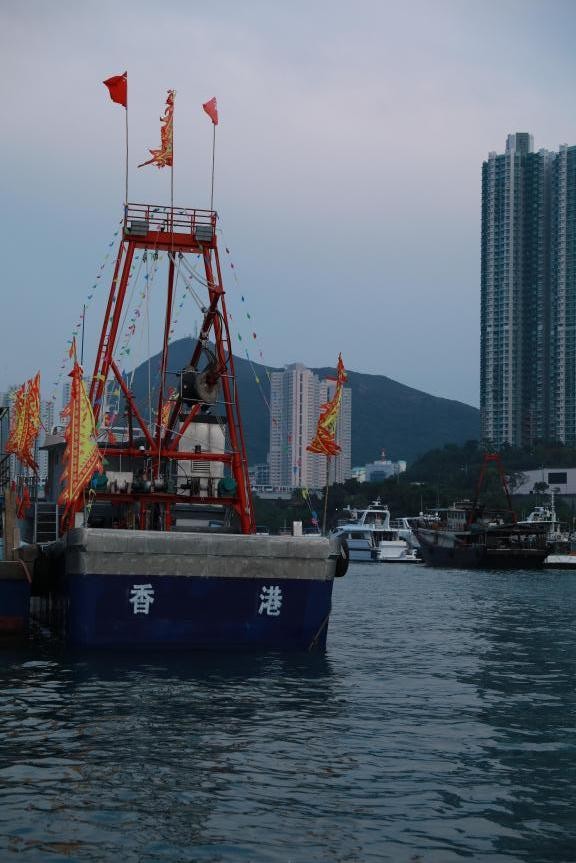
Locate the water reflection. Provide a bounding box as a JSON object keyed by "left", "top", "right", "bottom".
{"left": 3, "top": 569, "right": 576, "bottom": 861}
{"left": 464, "top": 571, "right": 576, "bottom": 862}
{"left": 1, "top": 646, "right": 346, "bottom": 861}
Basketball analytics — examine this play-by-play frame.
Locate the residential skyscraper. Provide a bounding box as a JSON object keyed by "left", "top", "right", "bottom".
{"left": 269, "top": 363, "right": 352, "bottom": 489}
{"left": 481, "top": 133, "right": 576, "bottom": 447}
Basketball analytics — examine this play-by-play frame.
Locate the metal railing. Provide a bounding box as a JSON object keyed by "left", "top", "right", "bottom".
{"left": 124, "top": 203, "right": 216, "bottom": 239}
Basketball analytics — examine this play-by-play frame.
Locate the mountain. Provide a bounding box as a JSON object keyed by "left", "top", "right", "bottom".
{"left": 128, "top": 338, "right": 479, "bottom": 466}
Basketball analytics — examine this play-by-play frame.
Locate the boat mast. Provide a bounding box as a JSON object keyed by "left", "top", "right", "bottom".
{"left": 63, "top": 203, "right": 255, "bottom": 534}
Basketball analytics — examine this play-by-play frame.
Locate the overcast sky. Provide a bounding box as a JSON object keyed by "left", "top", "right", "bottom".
{"left": 1, "top": 0, "right": 576, "bottom": 407}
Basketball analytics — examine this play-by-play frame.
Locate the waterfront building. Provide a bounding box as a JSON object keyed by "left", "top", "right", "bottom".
{"left": 37, "top": 400, "right": 54, "bottom": 489}
{"left": 511, "top": 466, "right": 576, "bottom": 498}
{"left": 481, "top": 133, "right": 576, "bottom": 447}
{"left": 364, "top": 451, "right": 406, "bottom": 483}
{"left": 269, "top": 363, "right": 352, "bottom": 489}
{"left": 249, "top": 462, "right": 270, "bottom": 487}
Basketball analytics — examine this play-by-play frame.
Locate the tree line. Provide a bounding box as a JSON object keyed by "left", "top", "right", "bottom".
{"left": 252, "top": 440, "right": 576, "bottom": 533}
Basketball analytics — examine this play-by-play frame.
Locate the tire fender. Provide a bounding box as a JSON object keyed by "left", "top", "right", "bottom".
{"left": 334, "top": 537, "right": 349, "bottom": 578}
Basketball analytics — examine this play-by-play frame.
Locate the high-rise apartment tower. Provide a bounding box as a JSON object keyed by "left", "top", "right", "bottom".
{"left": 269, "top": 363, "right": 352, "bottom": 489}
{"left": 481, "top": 133, "right": 576, "bottom": 446}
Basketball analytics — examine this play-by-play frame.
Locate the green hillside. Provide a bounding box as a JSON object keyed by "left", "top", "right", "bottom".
{"left": 128, "top": 338, "right": 479, "bottom": 465}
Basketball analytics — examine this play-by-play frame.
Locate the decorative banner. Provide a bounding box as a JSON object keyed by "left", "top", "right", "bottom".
{"left": 6, "top": 373, "right": 42, "bottom": 472}
{"left": 50, "top": 221, "right": 122, "bottom": 404}
{"left": 138, "top": 90, "right": 175, "bottom": 168}
{"left": 307, "top": 354, "right": 347, "bottom": 457}
{"left": 202, "top": 97, "right": 218, "bottom": 125}
{"left": 103, "top": 71, "right": 127, "bottom": 108}
{"left": 161, "top": 387, "right": 177, "bottom": 429}
{"left": 58, "top": 361, "right": 103, "bottom": 516}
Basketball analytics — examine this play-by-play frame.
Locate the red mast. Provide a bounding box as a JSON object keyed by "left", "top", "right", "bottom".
{"left": 62, "top": 203, "right": 256, "bottom": 534}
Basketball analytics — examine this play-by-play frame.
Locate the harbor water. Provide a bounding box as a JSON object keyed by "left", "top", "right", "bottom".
{"left": 1, "top": 562, "right": 576, "bottom": 862}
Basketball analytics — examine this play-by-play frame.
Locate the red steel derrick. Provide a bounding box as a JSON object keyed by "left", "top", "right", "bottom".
{"left": 85, "top": 203, "right": 255, "bottom": 534}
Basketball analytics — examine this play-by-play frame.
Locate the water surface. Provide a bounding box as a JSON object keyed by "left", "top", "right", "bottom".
{"left": 1, "top": 563, "right": 576, "bottom": 861}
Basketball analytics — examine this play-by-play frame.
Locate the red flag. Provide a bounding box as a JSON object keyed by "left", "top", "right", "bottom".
{"left": 203, "top": 97, "right": 218, "bottom": 126}
{"left": 103, "top": 71, "right": 127, "bottom": 108}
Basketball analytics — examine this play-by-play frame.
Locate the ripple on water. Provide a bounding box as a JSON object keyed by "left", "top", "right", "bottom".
{"left": 1, "top": 565, "right": 576, "bottom": 861}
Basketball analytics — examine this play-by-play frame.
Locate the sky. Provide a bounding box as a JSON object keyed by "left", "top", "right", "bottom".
{"left": 1, "top": 0, "right": 576, "bottom": 408}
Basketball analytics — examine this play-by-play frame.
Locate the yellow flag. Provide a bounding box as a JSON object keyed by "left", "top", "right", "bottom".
{"left": 59, "top": 361, "right": 103, "bottom": 512}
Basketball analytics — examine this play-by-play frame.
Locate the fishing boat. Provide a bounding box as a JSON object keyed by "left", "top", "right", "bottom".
{"left": 5, "top": 82, "right": 351, "bottom": 649}
{"left": 413, "top": 454, "right": 551, "bottom": 569}
{"left": 22, "top": 201, "right": 348, "bottom": 649}
{"left": 414, "top": 503, "right": 550, "bottom": 569}
{"left": 331, "top": 499, "right": 416, "bottom": 563}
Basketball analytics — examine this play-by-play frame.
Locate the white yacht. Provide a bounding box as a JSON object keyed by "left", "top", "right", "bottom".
{"left": 389, "top": 516, "right": 421, "bottom": 549}
{"left": 332, "top": 499, "right": 417, "bottom": 562}
{"left": 518, "top": 495, "right": 564, "bottom": 544}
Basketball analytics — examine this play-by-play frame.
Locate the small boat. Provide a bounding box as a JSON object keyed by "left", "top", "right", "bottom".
{"left": 332, "top": 499, "right": 415, "bottom": 563}
{"left": 544, "top": 551, "right": 576, "bottom": 569}
{"left": 517, "top": 493, "right": 565, "bottom": 544}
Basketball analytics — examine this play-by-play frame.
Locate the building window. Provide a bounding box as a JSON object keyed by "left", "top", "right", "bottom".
{"left": 548, "top": 471, "right": 567, "bottom": 485}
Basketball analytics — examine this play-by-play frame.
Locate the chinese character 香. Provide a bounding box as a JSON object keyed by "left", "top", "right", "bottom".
{"left": 129, "top": 584, "right": 155, "bottom": 615}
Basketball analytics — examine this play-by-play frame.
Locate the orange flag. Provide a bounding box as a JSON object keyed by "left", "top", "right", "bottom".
{"left": 307, "top": 354, "right": 347, "bottom": 457}
{"left": 6, "top": 373, "right": 42, "bottom": 472}
{"left": 161, "top": 387, "right": 177, "bottom": 429}
{"left": 58, "top": 361, "right": 103, "bottom": 515}
{"left": 138, "top": 90, "right": 175, "bottom": 168}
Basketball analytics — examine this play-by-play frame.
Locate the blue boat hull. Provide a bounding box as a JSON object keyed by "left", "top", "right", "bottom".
{"left": 65, "top": 573, "right": 334, "bottom": 651}
{"left": 34, "top": 528, "right": 342, "bottom": 651}
{"left": 0, "top": 569, "right": 30, "bottom": 638}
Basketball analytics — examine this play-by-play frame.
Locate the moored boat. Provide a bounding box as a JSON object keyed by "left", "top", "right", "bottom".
{"left": 26, "top": 198, "right": 349, "bottom": 650}
{"left": 544, "top": 552, "right": 576, "bottom": 569}
{"left": 414, "top": 502, "right": 550, "bottom": 569}
{"left": 332, "top": 499, "right": 415, "bottom": 563}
